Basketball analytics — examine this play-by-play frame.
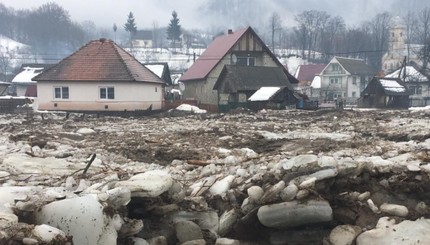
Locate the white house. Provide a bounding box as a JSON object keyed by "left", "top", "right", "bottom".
{"left": 386, "top": 64, "right": 430, "bottom": 107}
{"left": 33, "top": 38, "right": 165, "bottom": 112}
{"left": 11, "top": 67, "right": 42, "bottom": 96}
{"left": 319, "top": 57, "right": 375, "bottom": 104}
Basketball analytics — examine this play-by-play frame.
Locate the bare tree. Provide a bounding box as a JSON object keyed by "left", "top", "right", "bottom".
{"left": 416, "top": 7, "right": 430, "bottom": 69}
{"left": 366, "top": 12, "right": 392, "bottom": 70}
{"left": 320, "top": 16, "right": 346, "bottom": 61}
{"left": 403, "top": 11, "right": 418, "bottom": 63}
{"left": 294, "top": 10, "right": 330, "bottom": 60}
{"left": 0, "top": 51, "right": 11, "bottom": 82}
{"left": 270, "top": 12, "right": 282, "bottom": 53}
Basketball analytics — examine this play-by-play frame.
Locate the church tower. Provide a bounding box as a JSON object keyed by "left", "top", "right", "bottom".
{"left": 382, "top": 16, "right": 406, "bottom": 73}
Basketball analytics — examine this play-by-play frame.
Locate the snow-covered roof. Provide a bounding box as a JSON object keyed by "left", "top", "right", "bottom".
{"left": 145, "top": 64, "right": 164, "bottom": 78}
{"left": 0, "top": 35, "right": 28, "bottom": 51}
{"left": 311, "top": 76, "right": 321, "bottom": 89}
{"left": 248, "top": 87, "right": 281, "bottom": 101}
{"left": 12, "top": 67, "right": 43, "bottom": 84}
{"left": 385, "top": 66, "right": 428, "bottom": 82}
{"left": 379, "top": 79, "right": 407, "bottom": 93}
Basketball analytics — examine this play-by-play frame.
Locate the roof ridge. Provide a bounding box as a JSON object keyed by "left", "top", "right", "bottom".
{"left": 111, "top": 41, "right": 135, "bottom": 81}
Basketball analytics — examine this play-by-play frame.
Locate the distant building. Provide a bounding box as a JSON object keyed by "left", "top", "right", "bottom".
{"left": 385, "top": 63, "right": 430, "bottom": 106}
{"left": 133, "top": 30, "right": 153, "bottom": 48}
{"left": 294, "top": 64, "right": 326, "bottom": 99}
{"left": 320, "top": 57, "right": 375, "bottom": 104}
{"left": 359, "top": 77, "right": 410, "bottom": 108}
{"left": 381, "top": 16, "right": 422, "bottom": 74}
{"left": 10, "top": 63, "right": 53, "bottom": 97}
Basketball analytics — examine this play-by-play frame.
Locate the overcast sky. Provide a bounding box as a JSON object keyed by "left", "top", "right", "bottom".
{"left": 2, "top": 0, "right": 429, "bottom": 31}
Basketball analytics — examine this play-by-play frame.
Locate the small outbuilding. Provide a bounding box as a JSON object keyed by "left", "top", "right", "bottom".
{"left": 359, "top": 77, "right": 410, "bottom": 108}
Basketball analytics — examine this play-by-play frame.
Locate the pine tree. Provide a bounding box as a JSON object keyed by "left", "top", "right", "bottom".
{"left": 113, "top": 23, "right": 117, "bottom": 42}
{"left": 167, "top": 11, "right": 182, "bottom": 48}
{"left": 124, "top": 12, "right": 137, "bottom": 48}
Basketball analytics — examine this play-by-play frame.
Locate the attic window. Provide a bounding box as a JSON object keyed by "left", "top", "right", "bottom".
{"left": 236, "top": 56, "right": 255, "bottom": 66}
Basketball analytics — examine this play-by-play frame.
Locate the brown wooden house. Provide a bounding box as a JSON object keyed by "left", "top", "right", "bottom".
{"left": 359, "top": 77, "right": 410, "bottom": 108}
{"left": 179, "top": 26, "right": 298, "bottom": 112}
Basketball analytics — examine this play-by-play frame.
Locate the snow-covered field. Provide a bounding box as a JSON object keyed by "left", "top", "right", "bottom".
{"left": 1, "top": 108, "right": 430, "bottom": 244}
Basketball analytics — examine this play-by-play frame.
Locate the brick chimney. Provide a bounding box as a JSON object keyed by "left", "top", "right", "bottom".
{"left": 228, "top": 29, "right": 233, "bottom": 34}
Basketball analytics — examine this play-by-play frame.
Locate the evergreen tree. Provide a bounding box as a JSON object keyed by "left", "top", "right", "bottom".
{"left": 124, "top": 12, "right": 137, "bottom": 47}
{"left": 167, "top": 11, "right": 182, "bottom": 48}
{"left": 113, "top": 23, "right": 117, "bottom": 42}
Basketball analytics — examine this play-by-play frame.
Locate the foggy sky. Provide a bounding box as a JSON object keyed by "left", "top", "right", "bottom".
{"left": 2, "top": 0, "right": 430, "bottom": 31}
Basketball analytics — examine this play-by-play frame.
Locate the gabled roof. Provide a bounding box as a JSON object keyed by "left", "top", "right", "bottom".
{"left": 134, "top": 30, "right": 153, "bottom": 40}
{"left": 385, "top": 65, "right": 429, "bottom": 82}
{"left": 213, "top": 65, "right": 294, "bottom": 93}
{"left": 364, "top": 77, "right": 410, "bottom": 96}
{"left": 295, "top": 64, "right": 326, "bottom": 81}
{"left": 12, "top": 67, "right": 43, "bottom": 84}
{"left": 180, "top": 26, "right": 295, "bottom": 83}
{"left": 334, "top": 57, "right": 375, "bottom": 76}
{"left": 144, "top": 62, "right": 173, "bottom": 85}
{"left": 179, "top": 28, "right": 248, "bottom": 82}
{"left": 33, "top": 39, "right": 163, "bottom": 84}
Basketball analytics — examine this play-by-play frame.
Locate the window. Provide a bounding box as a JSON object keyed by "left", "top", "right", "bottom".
{"left": 332, "top": 64, "right": 340, "bottom": 71}
{"left": 352, "top": 92, "right": 356, "bottom": 98}
{"left": 411, "top": 86, "right": 422, "bottom": 95}
{"left": 330, "top": 77, "right": 341, "bottom": 85}
{"left": 100, "top": 87, "right": 115, "bottom": 99}
{"left": 54, "top": 86, "right": 69, "bottom": 99}
{"left": 352, "top": 77, "right": 357, "bottom": 85}
{"left": 236, "top": 56, "right": 255, "bottom": 66}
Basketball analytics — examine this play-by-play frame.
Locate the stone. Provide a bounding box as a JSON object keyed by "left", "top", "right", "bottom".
{"left": 257, "top": 200, "right": 333, "bottom": 228}
{"left": 380, "top": 203, "right": 408, "bottom": 217}
{"left": 299, "top": 177, "right": 316, "bottom": 189}
{"left": 280, "top": 184, "right": 298, "bottom": 201}
{"left": 175, "top": 220, "right": 204, "bottom": 243}
{"left": 329, "top": 225, "right": 362, "bottom": 245}
{"left": 215, "top": 238, "right": 240, "bottom": 245}
{"left": 115, "top": 170, "right": 173, "bottom": 197}
{"left": 247, "top": 185, "right": 264, "bottom": 203}
{"left": 367, "top": 199, "right": 380, "bottom": 214}
{"left": 209, "top": 175, "right": 235, "bottom": 196}
{"left": 180, "top": 239, "right": 206, "bottom": 245}
{"left": 281, "top": 154, "right": 318, "bottom": 171}
{"left": 356, "top": 217, "right": 430, "bottom": 245}
{"left": 35, "top": 195, "right": 118, "bottom": 245}
{"left": 260, "top": 180, "right": 285, "bottom": 203}
{"left": 218, "top": 209, "right": 239, "bottom": 236}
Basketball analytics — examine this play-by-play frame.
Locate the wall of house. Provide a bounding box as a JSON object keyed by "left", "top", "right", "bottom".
{"left": 320, "top": 62, "right": 348, "bottom": 101}
{"left": 37, "top": 81, "right": 163, "bottom": 111}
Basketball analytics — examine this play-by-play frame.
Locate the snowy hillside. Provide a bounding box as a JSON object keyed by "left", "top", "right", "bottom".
{"left": 0, "top": 35, "right": 34, "bottom": 72}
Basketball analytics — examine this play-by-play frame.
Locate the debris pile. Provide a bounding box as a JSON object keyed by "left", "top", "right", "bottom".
{"left": 1, "top": 108, "right": 430, "bottom": 244}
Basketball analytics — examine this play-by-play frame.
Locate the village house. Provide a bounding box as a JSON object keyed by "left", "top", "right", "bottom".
{"left": 294, "top": 64, "right": 326, "bottom": 99}
{"left": 179, "top": 26, "right": 298, "bottom": 112}
{"left": 385, "top": 63, "right": 430, "bottom": 107}
{"left": 132, "top": 30, "right": 153, "bottom": 48}
{"left": 319, "top": 57, "right": 375, "bottom": 104}
{"left": 10, "top": 64, "right": 53, "bottom": 97}
{"left": 33, "top": 38, "right": 165, "bottom": 113}
{"left": 358, "top": 77, "right": 410, "bottom": 108}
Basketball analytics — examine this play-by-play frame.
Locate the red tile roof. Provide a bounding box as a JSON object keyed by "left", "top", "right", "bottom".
{"left": 295, "top": 64, "right": 326, "bottom": 82}
{"left": 33, "top": 39, "right": 163, "bottom": 84}
{"left": 179, "top": 28, "right": 249, "bottom": 81}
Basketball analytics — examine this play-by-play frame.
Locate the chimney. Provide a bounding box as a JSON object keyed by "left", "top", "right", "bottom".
{"left": 99, "top": 38, "right": 107, "bottom": 42}
{"left": 228, "top": 29, "right": 233, "bottom": 34}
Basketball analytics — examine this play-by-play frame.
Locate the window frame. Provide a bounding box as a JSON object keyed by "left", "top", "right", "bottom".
{"left": 53, "top": 86, "right": 69, "bottom": 99}
{"left": 99, "top": 86, "right": 115, "bottom": 100}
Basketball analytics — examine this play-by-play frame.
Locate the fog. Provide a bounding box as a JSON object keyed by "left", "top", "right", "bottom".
{"left": 2, "top": 0, "right": 430, "bottom": 31}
